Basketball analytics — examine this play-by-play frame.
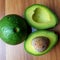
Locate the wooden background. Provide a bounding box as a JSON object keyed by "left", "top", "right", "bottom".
{"left": 0, "top": 0, "right": 60, "bottom": 60}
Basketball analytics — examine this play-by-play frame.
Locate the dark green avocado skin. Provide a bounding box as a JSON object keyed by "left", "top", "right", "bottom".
{"left": 24, "top": 4, "right": 58, "bottom": 29}
{"left": 0, "top": 14, "right": 32, "bottom": 45}
{"left": 24, "top": 30, "right": 58, "bottom": 56}
{"left": 24, "top": 18, "right": 32, "bottom": 36}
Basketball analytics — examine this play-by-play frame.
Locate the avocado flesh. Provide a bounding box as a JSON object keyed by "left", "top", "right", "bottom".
{"left": 32, "top": 8, "right": 50, "bottom": 23}
{"left": 24, "top": 4, "right": 58, "bottom": 29}
{"left": 24, "top": 30, "right": 58, "bottom": 56}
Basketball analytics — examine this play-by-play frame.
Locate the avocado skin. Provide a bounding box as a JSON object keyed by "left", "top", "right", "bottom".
{"left": 24, "top": 30, "right": 58, "bottom": 56}
{"left": 24, "top": 18, "right": 32, "bottom": 36}
{"left": 0, "top": 14, "right": 32, "bottom": 45}
{"left": 24, "top": 4, "right": 58, "bottom": 29}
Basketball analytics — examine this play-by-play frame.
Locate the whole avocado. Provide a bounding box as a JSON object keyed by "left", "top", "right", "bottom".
{"left": 0, "top": 14, "right": 31, "bottom": 45}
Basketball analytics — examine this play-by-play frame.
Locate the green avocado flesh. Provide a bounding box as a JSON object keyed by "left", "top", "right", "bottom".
{"left": 0, "top": 14, "right": 31, "bottom": 45}
{"left": 24, "top": 30, "right": 58, "bottom": 56}
{"left": 24, "top": 4, "right": 58, "bottom": 29}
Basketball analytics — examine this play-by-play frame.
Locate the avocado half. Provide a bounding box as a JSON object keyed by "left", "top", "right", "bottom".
{"left": 24, "top": 4, "right": 58, "bottom": 29}
{"left": 24, "top": 30, "right": 58, "bottom": 56}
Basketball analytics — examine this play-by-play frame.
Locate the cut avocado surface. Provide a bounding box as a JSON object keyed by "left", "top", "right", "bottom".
{"left": 0, "top": 14, "right": 31, "bottom": 45}
{"left": 24, "top": 30, "right": 58, "bottom": 56}
{"left": 24, "top": 4, "right": 58, "bottom": 29}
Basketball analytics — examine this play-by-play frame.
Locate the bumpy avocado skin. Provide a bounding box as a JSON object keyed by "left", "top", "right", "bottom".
{"left": 0, "top": 14, "right": 32, "bottom": 45}
{"left": 24, "top": 30, "right": 58, "bottom": 56}
{"left": 24, "top": 4, "right": 58, "bottom": 29}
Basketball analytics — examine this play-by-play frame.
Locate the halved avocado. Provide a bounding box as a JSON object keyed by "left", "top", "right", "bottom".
{"left": 24, "top": 30, "right": 58, "bottom": 56}
{"left": 24, "top": 4, "right": 58, "bottom": 29}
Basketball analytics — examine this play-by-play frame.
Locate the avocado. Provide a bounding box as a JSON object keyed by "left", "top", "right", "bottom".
{"left": 24, "top": 4, "right": 58, "bottom": 29}
{"left": 0, "top": 14, "right": 31, "bottom": 45}
{"left": 24, "top": 30, "right": 58, "bottom": 56}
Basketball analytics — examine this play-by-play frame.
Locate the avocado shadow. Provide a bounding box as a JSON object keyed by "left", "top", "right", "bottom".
{"left": 19, "top": 17, "right": 32, "bottom": 42}
{"left": 53, "top": 31, "right": 60, "bottom": 46}
{"left": 22, "top": 18, "right": 32, "bottom": 35}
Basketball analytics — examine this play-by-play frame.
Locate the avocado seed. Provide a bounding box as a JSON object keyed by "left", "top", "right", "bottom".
{"left": 32, "top": 36, "right": 49, "bottom": 52}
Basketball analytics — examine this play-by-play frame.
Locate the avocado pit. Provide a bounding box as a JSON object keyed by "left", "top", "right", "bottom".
{"left": 32, "top": 36, "right": 49, "bottom": 52}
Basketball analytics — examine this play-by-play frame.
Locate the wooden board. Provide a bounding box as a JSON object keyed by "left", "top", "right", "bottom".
{"left": 0, "top": 0, "right": 60, "bottom": 60}
{"left": 0, "top": 0, "right": 6, "bottom": 60}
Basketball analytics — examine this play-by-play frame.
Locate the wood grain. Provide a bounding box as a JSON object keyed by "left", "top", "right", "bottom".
{"left": 0, "top": 0, "right": 6, "bottom": 60}
{"left": 0, "top": 0, "right": 60, "bottom": 60}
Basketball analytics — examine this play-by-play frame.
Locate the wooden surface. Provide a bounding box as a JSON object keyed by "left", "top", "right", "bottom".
{"left": 0, "top": 0, "right": 60, "bottom": 60}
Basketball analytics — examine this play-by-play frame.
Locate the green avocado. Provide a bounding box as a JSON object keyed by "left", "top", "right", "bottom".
{"left": 0, "top": 14, "right": 31, "bottom": 45}
{"left": 24, "top": 30, "right": 58, "bottom": 56}
{"left": 24, "top": 4, "right": 58, "bottom": 29}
